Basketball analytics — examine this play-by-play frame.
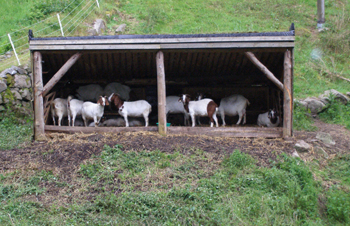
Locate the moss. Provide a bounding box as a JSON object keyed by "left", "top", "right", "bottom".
{"left": 3, "top": 88, "right": 15, "bottom": 105}
{"left": 5, "top": 75, "right": 14, "bottom": 87}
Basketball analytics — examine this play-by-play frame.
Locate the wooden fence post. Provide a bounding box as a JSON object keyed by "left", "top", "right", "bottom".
{"left": 283, "top": 49, "right": 293, "bottom": 138}
{"left": 33, "top": 51, "right": 45, "bottom": 140}
{"left": 156, "top": 51, "right": 167, "bottom": 136}
{"left": 317, "top": 0, "right": 325, "bottom": 28}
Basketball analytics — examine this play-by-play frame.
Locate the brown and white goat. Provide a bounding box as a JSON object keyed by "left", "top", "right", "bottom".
{"left": 178, "top": 94, "right": 219, "bottom": 127}
{"left": 108, "top": 93, "right": 152, "bottom": 127}
{"left": 81, "top": 96, "right": 109, "bottom": 127}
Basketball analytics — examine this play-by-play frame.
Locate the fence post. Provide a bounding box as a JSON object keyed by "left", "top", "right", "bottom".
{"left": 317, "top": 0, "right": 325, "bottom": 29}
{"left": 7, "top": 34, "right": 20, "bottom": 65}
{"left": 57, "top": 13, "right": 64, "bottom": 37}
{"left": 95, "top": 0, "right": 100, "bottom": 8}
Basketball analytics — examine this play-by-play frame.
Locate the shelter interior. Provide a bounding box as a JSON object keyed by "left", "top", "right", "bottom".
{"left": 41, "top": 49, "right": 286, "bottom": 126}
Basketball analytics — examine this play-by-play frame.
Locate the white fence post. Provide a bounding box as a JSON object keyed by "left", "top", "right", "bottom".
{"left": 7, "top": 34, "right": 21, "bottom": 65}
{"left": 96, "top": 0, "right": 100, "bottom": 8}
{"left": 57, "top": 13, "right": 65, "bottom": 37}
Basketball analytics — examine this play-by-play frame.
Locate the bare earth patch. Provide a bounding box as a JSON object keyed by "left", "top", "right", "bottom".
{"left": 0, "top": 119, "right": 349, "bottom": 207}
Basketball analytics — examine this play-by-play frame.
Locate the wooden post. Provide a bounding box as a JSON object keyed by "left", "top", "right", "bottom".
{"left": 245, "top": 52, "right": 284, "bottom": 91}
{"left": 283, "top": 50, "right": 293, "bottom": 138}
{"left": 317, "top": 0, "right": 325, "bottom": 28}
{"left": 42, "top": 52, "right": 82, "bottom": 97}
{"left": 156, "top": 51, "right": 167, "bottom": 136}
{"left": 33, "top": 51, "right": 45, "bottom": 140}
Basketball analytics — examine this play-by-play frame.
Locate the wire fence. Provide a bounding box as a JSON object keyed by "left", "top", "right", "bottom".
{"left": 0, "top": 0, "right": 99, "bottom": 69}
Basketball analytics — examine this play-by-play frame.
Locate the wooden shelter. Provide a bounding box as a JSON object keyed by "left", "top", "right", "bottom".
{"left": 29, "top": 24, "right": 295, "bottom": 140}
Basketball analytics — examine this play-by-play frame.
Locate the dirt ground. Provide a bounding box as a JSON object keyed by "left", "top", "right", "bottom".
{"left": 1, "top": 119, "right": 349, "bottom": 174}
{"left": 1, "top": 119, "right": 349, "bottom": 207}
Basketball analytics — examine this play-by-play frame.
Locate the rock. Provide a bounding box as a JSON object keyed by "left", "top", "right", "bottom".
{"left": 90, "top": 19, "right": 106, "bottom": 36}
{"left": 21, "top": 101, "right": 32, "bottom": 109}
{"left": 115, "top": 24, "right": 126, "bottom": 33}
{"left": 314, "top": 146, "right": 329, "bottom": 159}
{"left": 346, "top": 92, "right": 350, "bottom": 98}
{"left": 294, "top": 99, "right": 308, "bottom": 110}
{"left": 14, "top": 74, "right": 31, "bottom": 88}
{"left": 292, "top": 150, "right": 300, "bottom": 158}
{"left": 20, "top": 89, "right": 32, "bottom": 101}
{"left": 0, "top": 93, "right": 2, "bottom": 104}
{"left": 11, "top": 89, "right": 22, "bottom": 100}
{"left": 304, "top": 97, "right": 327, "bottom": 115}
{"left": 0, "top": 79, "right": 7, "bottom": 93}
{"left": 295, "top": 140, "right": 312, "bottom": 152}
{"left": 319, "top": 89, "right": 349, "bottom": 105}
{"left": 0, "top": 105, "right": 5, "bottom": 111}
{"left": 316, "top": 132, "right": 335, "bottom": 146}
{"left": 0, "top": 66, "right": 27, "bottom": 78}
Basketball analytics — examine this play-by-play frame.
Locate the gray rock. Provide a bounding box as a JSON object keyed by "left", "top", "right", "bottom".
{"left": 14, "top": 74, "right": 31, "bottom": 88}
{"left": 292, "top": 150, "right": 300, "bottom": 158}
{"left": 0, "top": 79, "right": 7, "bottom": 93}
{"left": 295, "top": 140, "right": 312, "bottom": 152}
{"left": 115, "top": 24, "right": 126, "bottom": 33}
{"left": 20, "top": 89, "right": 32, "bottom": 101}
{"left": 21, "top": 101, "right": 32, "bottom": 109}
{"left": 294, "top": 99, "right": 308, "bottom": 109}
{"left": 319, "top": 89, "right": 349, "bottom": 105}
{"left": 314, "top": 146, "right": 329, "bottom": 159}
{"left": 90, "top": 19, "right": 106, "bottom": 36}
{"left": 0, "top": 66, "right": 27, "bottom": 78}
{"left": 11, "top": 89, "right": 22, "bottom": 100}
{"left": 347, "top": 92, "right": 350, "bottom": 98}
{"left": 316, "top": 132, "right": 335, "bottom": 146}
{"left": 0, "top": 105, "right": 5, "bottom": 111}
{"left": 12, "top": 66, "right": 27, "bottom": 75}
{"left": 304, "top": 97, "right": 326, "bottom": 115}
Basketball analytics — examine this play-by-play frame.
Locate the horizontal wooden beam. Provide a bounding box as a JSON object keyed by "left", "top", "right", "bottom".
{"left": 245, "top": 52, "right": 284, "bottom": 91}
{"left": 30, "top": 36, "right": 295, "bottom": 46}
{"left": 30, "top": 42, "right": 295, "bottom": 51}
{"left": 42, "top": 52, "right": 82, "bottom": 97}
{"left": 44, "top": 125, "right": 283, "bottom": 138}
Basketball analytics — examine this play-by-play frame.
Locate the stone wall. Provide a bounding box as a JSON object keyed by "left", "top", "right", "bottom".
{"left": 0, "top": 65, "right": 33, "bottom": 111}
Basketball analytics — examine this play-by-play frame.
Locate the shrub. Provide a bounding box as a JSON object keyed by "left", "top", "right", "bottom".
{"left": 326, "top": 187, "right": 350, "bottom": 223}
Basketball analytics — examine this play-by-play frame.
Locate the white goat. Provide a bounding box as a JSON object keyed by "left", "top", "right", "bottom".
{"left": 178, "top": 94, "right": 219, "bottom": 127}
{"left": 67, "top": 95, "right": 84, "bottom": 127}
{"left": 108, "top": 93, "right": 152, "bottom": 127}
{"left": 104, "top": 82, "right": 131, "bottom": 101}
{"left": 166, "top": 96, "right": 190, "bottom": 126}
{"left": 81, "top": 96, "right": 109, "bottom": 127}
{"left": 51, "top": 98, "right": 68, "bottom": 126}
{"left": 257, "top": 109, "right": 280, "bottom": 127}
{"left": 76, "top": 84, "right": 104, "bottom": 102}
{"left": 218, "top": 94, "right": 250, "bottom": 126}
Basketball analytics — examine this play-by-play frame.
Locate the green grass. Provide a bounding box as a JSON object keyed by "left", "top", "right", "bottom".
{"left": 1, "top": 147, "right": 349, "bottom": 225}
{"left": 0, "top": 108, "right": 33, "bottom": 150}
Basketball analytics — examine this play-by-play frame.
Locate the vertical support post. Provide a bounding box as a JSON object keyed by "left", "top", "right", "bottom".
{"left": 156, "top": 51, "right": 167, "bottom": 136}
{"left": 7, "top": 34, "right": 20, "bottom": 65}
{"left": 57, "top": 13, "right": 64, "bottom": 37}
{"left": 95, "top": 0, "right": 100, "bottom": 8}
{"left": 33, "top": 51, "right": 45, "bottom": 140}
{"left": 283, "top": 49, "right": 293, "bottom": 138}
{"left": 317, "top": 0, "right": 325, "bottom": 29}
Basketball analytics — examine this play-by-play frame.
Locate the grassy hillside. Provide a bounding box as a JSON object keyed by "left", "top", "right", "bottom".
{"left": 1, "top": 0, "right": 349, "bottom": 98}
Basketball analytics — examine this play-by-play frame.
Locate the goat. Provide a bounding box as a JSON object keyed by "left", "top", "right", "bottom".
{"left": 108, "top": 93, "right": 152, "bottom": 127}
{"left": 67, "top": 95, "right": 84, "bottom": 127}
{"left": 257, "top": 109, "right": 280, "bottom": 127}
{"left": 178, "top": 94, "right": 218, "bottom": 127}
{"left": 166, "top": 95, "right": 190, "bottom": 126}
{"left": 218, "top": 94, "right": 250, "bottom": 126}
{"left": 81, "top": 96, "right": 109, "bottom": 127}
{"left": 51, "top": 98, "right": 68, "bottom": 126}
{"left": 76, "top": 84, "right": 104, "bottom": 102}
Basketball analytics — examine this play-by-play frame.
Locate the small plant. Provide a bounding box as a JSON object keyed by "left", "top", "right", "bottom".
{"left": 222, "top": 150, "right": 254, "bottom": 173}
{"left": 319, "top": 95, "right": 350, "bottom": 129}
{"left": 293, "top": 102, "right": 318, "bottom": 131}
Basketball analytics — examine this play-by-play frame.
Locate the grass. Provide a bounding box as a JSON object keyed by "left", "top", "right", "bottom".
{"left": 0, "top": 146, "right": 349, "bottom": 225}
{"left": 0, "top": 107, "right": 33, "bottom": 150}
